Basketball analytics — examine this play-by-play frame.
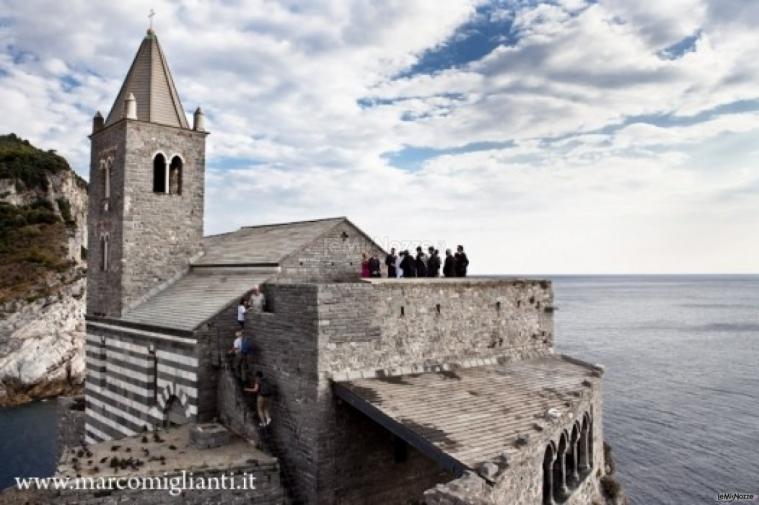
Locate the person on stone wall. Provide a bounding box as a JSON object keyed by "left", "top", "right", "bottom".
{"left": 360, "top": 253, "right": 370, "bottom": 278}
{"left": 248, "top": 285, "right": 265, "bottom": 312}
{"left": 394, "top": 250, "right": 403, "bottom": 277}
{"left": 237, "top": 298, "right": 247, "bottom": 328}
{"left": 427, "top": 248, "right": 441, "bottom": 277}
{"left": 385, "top": 247, "right": 398, "bottom": 278}
{"left": 369, "top": 254, "right": 382, "bottom": 277}
{"left": 454, "top": 245, "right": 469, "bottom": 277}
{"left": 400, "top": 250, "right": 416, "bottom": 277}
{"left": 415, "top": 246, "right": 428, "bottom": 277}
{"left": 244, "top": 371, "right": 273, "bottom": 427}
{"left": 228, "top": 330, "right": 243, "bottom": 378}
{"left": 443, "top": 249, "right": 455, "bottom": 277}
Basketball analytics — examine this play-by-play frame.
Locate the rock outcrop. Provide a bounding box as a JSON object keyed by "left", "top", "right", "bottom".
{"left": 0, "top": 134, "right": 87, "bottom": 406}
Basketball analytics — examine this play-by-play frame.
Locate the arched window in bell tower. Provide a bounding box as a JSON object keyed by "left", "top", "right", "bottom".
{"left": 169, "top": 155, "right": 183, "bottom": 195}
{"left": 153, "top": 153, "right": 167, "bottom": 193}
{"left": 100, "top": 234, "right": 109, "bottom": 272}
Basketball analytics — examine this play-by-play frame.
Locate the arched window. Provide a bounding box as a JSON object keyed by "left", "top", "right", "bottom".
{"left": 101, "top": 158, "right": 111, "bottom": 199}
{"left": 100, "top": 234, "right": 109, "bottom": 272}
{"left": 164, "top": 395, "right": 189, "bottom": 426}
{"left": 567, "top": 423, "right": 581, "bottom": 486}
{"left": 153, "top": 153, "right": 167, "bottom": 193}
{"left": 554, "top": 432, "right": 569, "bottom": 503}
{"left": 579, "top": 414, "right": 592, "bottom": 474}
{"left": 169, "top": 155, "right": 182, "bottom": 195}
{"left": 543, "top": 443, "right": 556, "bottom": 505}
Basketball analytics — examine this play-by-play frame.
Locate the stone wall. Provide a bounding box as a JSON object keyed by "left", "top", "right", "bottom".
{"left": 246, "top": 283, "right": 321, "bottom": 505}
{"left": 317, "top": 278, "right": 554, "bottom": 378}
{"left": 120, "top": 121, "right": 206, "bottom": 313}
{"left": 317, "top": 394, "right": 453, "bottom": 504}
{"left": 424, "top": 381, "right": 605, "bottom": 505}
{"left": 57, "top": 396, "right": 85, "bottom": 459}
{"left": 278, "top": 220, "right": 387, "bottom": 282}
{"left": 194, "top": 301, "right": 242, "bottom": 422}
{"left": 242, "top": 278, "right": 556, "bottom": 505}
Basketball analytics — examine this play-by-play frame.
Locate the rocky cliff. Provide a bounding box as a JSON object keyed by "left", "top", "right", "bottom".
{"left": 0, "top": 134, "right": 87, "bottom": 406}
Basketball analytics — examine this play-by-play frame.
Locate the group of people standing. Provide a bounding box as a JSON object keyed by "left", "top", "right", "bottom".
{"left": 362, "top": 244, "right": 469, "bottom": 278}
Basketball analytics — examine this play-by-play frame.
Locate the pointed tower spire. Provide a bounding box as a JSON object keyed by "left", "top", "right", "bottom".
{"left": 105, "top": 30, "right": 189, "bottom": 128}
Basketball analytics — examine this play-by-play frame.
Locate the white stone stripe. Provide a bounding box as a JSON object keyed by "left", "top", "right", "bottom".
{"left": 86, "top": 335, "right": 147, "bottom": 355}
{"left": 84, "top": 421, "right": 110, "bottom": 442}
{"left": 157, "top": 363, "right": 196, "bottom": 381}
{"left": 105, "top": 374, "right": 153, "bottom": 397}
{"left": 87, "top": 394, "right": 155, "bottom": 429}
{"left": 86, "top": 382, "right": 163, "bottom": 418}
{"left": 86, "top": 338, "right": 198, "bottom": 368}
{"left": 87, "top": 322, "right": 196, "bottom": 345}
{"left": 156, "top": 350, "right": 198, "bottom": 367}
{"left": 86, "top": 344, "right": 152, "bottom": 368}
{"left": 106, "top": 362, "right": 154, "bottom": 384}
{"left": 87, "top": 409, "right": 136, "bottom": 438}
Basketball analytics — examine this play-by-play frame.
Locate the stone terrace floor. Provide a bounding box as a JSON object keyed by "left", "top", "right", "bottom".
{"left": 57, "top": 425, "right": 275, "bottom": 479}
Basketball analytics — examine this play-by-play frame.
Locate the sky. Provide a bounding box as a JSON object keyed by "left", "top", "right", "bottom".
{"left": 1, "top": 0, "right": 758, "bottom": 274}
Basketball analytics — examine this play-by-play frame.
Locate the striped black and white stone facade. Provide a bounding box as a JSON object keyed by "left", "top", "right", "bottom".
{"left": 84, "top": 321, "right": 198, "bottom": 444}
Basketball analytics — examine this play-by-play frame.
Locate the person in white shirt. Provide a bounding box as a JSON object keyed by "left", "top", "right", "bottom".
{"left": 248, "top": 286, "right": 265, "bottom": 312}
{"left": 237, "top": 298, "right": 247, "bottom": 328}
{"left": 228, "top": 330, "right": 243, "bottom": 378}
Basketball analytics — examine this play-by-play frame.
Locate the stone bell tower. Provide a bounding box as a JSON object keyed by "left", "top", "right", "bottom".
{"left": 87, "top": 28, "right": 208, "bottom": 318}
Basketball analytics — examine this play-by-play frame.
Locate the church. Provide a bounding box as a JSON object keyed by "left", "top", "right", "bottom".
{"left": 83, "top": 27, "right": 612, "bottom": 505}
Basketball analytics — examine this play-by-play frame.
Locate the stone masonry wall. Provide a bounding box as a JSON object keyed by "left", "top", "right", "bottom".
{"left": 87, "top": 122, "right": 127, "bottom": 317}
{"left": 317, "top": 278, "right": 554, "bottom": 378}
{"left": 317, "top": 393, "right": 453, "bottom": 505}
{"left": 120, "top": 121, "right": 206, "bottom": 313}
{"left": 57, "top": 396, "right": 85, "bottom": 459}
{"left": 194, "top": 302, "right": 242, "bottom": 422}
{"left": 279, "top": 220, "right": 387, "bottom": 282}
{"left": 424, "top": 380, "right": 605, "bottom": 505}
{"left": 245, "top": 283, "right": 321, "bottom": 505}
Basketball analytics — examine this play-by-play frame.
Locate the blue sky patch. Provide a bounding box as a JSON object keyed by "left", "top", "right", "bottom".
{"left": 397, "top": 2, "right": 518, "bottom": 78}
{"left": 383, "top": 140, "right": 515, "bottom": 171}
{"left": 658, "top": 31, "right": 701, "bottom": 60}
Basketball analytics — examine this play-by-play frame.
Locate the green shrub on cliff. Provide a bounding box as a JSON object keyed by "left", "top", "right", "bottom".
{"left": 0, "top": 133, "right": 71, "bottom": 191}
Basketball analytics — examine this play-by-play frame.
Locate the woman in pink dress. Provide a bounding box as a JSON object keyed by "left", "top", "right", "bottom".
{"left": 360, "top": 253, "right": 370, "bottom": 278}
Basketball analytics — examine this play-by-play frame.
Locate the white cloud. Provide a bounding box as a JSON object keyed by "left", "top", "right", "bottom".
{"left": 0, "top": 0, "right": 757, "bottom": 273}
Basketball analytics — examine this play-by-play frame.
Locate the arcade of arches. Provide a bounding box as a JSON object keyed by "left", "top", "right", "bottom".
{"left": 543, "top": 412, "right": 594, "bottom": 505}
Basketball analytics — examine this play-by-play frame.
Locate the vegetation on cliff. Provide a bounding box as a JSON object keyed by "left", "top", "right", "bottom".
{"left": 0, "top": 134, "right": 85, "bottom": 306}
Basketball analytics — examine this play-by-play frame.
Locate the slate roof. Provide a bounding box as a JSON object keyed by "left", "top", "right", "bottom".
{"left": 333, "top": 355, "right": 600, "bottom": 474}
{"left": 194, "top": 217, "right": 347, "bottom": 266}
{"left": 122, "top": 268, "right": 273, "bottom": 331}
{"left": 106, "top": 30, "right": 189, "bottom": 128}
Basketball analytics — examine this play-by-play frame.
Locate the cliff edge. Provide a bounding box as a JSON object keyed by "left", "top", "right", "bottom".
{"left": 0, "top": 134, "right": 87, "bottom": 406}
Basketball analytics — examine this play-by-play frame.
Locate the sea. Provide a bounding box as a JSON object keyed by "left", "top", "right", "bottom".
{"left": 0, "top": 275, "right": 757, "bottom": 503}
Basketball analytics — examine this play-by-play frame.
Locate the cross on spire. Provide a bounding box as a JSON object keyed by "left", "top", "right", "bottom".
{"left": 148, "top": 9, "right": 155, "bottom": 30}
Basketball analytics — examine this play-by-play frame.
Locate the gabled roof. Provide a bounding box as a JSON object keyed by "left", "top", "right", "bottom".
{"left": 105, "top": 29, "right": 189, "bottom": 128}
{"left": 122, "top": 268, "right": 274, "bottom": 331}
{"left": 194, "top": 217, "right": 349, "bottom": 266}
